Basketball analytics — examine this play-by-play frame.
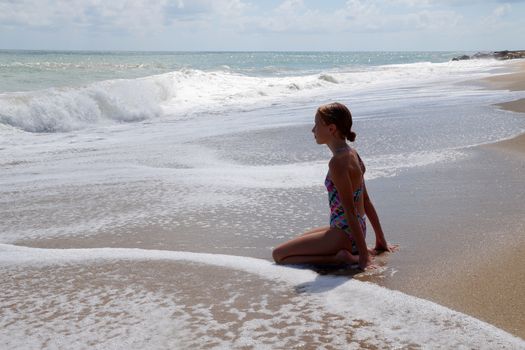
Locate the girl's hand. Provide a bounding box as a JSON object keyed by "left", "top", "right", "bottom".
{"left": 371, "top": 241, "right": 398, "bottom": 255}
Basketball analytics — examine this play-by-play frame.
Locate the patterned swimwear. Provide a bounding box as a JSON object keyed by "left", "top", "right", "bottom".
{"left": 324, "top": 156, "right": 366, "bottom": 254}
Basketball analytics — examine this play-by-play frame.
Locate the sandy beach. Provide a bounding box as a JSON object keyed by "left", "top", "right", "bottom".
{"left": 369, "top": 59, "right": 525, "bottom": 337}
{"left": 2, "top": 56, "right": 525, "bottom": 348}
{"left": 488, "top": 61, "right": 525, "bottom": 153}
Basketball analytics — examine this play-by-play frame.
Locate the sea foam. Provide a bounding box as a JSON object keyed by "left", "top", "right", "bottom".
{"left": 0, "top": 244, "right": 523, "bottom": 349}
{"left": 0, "top": 74, "right": 170, "bottom": 132}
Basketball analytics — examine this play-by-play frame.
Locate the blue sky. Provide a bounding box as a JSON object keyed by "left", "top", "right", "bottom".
{"left": 0, "top": 0, "right": 524, "bottom": 51}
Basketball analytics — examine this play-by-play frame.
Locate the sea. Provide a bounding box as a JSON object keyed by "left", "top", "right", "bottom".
{"left": 1, "top": 51, "right": 524, "bottom": 349}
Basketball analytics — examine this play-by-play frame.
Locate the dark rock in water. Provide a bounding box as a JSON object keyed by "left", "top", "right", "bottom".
{"left": 452, "top": 55, "right": 471, "bottom": 61}
{"left": 472, "top": 52, "right": 493, "bottom": 59}
{"left": 451, "top": 50, "right": 525, "bottom": 62}
{"left": 494, "top": 50, "right": 525, "bottom": 60}
{"left": 494, "top": 50, "right": 510, "bottom": 59}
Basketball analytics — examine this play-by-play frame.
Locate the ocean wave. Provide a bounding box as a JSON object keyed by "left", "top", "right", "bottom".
{"left": 0, "top": 74, "right": 173, "bottom": 132}
{"left": 0, "top": 69, "right": 341, "bottom": 133}
{"left": 0, "top": 59, "right": 507, "bottom": 133}
{"left": 318, "top": 74, "right": 339, "bottom": 83}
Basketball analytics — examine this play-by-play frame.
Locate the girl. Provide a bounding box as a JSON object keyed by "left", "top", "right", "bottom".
{"left": 272, "top": 102, "right": 394, "bottom": 270}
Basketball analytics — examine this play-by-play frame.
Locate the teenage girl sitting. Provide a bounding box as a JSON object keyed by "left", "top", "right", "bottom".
{"left": 272, "top": 102, "right": 395, "bottom": 270}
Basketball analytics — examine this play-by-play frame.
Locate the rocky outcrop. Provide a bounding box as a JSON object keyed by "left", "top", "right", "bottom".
{"left": 452, "top": 50, "right": 525, "bottom": 61}
{"left": 493, "top": 50, "right": 525, "bottom": 60}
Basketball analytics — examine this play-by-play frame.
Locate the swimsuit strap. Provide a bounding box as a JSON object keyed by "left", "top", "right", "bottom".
{"left": 353, "top": 151, "right": 365, "bottom": 201}
{"left": 356, "top": 151, "right": 366, "bottom": 174}
{"left": 353, "top": 186, "right": 362, "bottom": 202}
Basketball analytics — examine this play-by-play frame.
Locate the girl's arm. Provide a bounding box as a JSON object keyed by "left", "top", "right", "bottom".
{"left": 363, "top": 183, "right": 395, "bottom": 253}
{"left": 329, "top": 159, "right": 372, "bottom": 270}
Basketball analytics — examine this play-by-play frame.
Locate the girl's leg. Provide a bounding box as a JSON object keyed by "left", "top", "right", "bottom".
{"left": 272, "top": 228, "right": 358, "bottom": 265}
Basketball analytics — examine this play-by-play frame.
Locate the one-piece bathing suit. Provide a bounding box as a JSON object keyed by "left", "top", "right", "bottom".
{"left": 324, "top": 153, "right": 366, "bottom": 255}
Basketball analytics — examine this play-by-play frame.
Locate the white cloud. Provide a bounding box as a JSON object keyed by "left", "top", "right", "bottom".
{"left": 252, "top": 0, "right": 462, "bottom": 34}
{"left": 0, "top": 0, "right": 250, "bottom": 32}
{"left": 402, "top": 10, "right": 463, "bottom": 30}
{"left": 389, "top": 0, "right": 434, "bottom": 8}
{"left": 493, "top": 3, "right": 511, "bottom": 17}
{"left": 0, "top": 0, "right": 81, "bottom": 27}
{"left": 0, "top": 0, "right": 512, "bottom": 43}
{"left": 255, "top": 0, "right": 335, "bottom": 34}
{"left": 210, "top": 0, "right": 248, "bottom": 17}
{"left": 342, "top": 0, "right": 381, "bottom": 22}
{"left": 478, "top": 3, "right": 513, "bottom": 30}
{"left": 276, "top": 0, "right": 305, "bottom": 13}
{"left": 0, "top": 0, "right": 169, "bottom": 31}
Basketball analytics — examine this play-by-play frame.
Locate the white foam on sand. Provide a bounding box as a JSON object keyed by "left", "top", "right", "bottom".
{"left": 141, "top": 148, "right": 467, "bottom": 188}
{"left": 1, "top": 244, "right": 523, "bottom": 349}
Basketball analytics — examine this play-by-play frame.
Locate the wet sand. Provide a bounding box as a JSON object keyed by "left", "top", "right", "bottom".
{"left": 365, "top": 143, "right": 525, "bottom": 338}
{"left": 484, "top": 60, "right": 525, "bottom": 92}
{"left": 370, "top": 60, "right": 525, "bottom": 337}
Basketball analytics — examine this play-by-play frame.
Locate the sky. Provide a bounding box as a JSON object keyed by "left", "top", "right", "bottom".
{"left": 0, "top": 0, "right": 524, "bottom": 51}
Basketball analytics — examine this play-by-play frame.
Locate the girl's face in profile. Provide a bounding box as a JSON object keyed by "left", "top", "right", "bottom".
{"left": 312, "top": 114, "right": 332, "bottom": 144}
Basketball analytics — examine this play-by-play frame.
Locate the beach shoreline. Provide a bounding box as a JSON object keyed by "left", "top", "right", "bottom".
{"left": 484, "top": 59, "right": 525, "bottom": 155}
{"left": 368, "top": 59, "right": 525, "bottom": 337}
{"left": 3, "top": 56, "right": 525, "bottom": 346}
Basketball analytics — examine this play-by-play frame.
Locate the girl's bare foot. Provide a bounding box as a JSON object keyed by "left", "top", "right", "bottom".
{"left": 335, "top": 249, "right": 359, "bottom": 264}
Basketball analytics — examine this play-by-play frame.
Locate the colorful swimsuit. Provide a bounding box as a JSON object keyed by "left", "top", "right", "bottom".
{"left": 324, "top": 157, "right": 366, "bottom": 254}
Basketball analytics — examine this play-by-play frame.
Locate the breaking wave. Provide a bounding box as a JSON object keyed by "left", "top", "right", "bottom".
{"left": 0, "top": 59, "right": 505, "bottom": 133}
{"left": 0, "top": 69, "right": 345, "bottom": 133}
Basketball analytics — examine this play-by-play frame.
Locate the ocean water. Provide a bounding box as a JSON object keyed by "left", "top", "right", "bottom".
{"left": 1, "top": 51, "right": 525, "bottom": 348}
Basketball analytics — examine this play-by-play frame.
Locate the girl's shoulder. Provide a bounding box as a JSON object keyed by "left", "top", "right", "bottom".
{"left": 329, "top": 150, "right": 364, "bottom": 174}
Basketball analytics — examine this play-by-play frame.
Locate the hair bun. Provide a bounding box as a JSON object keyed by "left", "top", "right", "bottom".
{"left": 348, "top": 131, "right": 357, "bottom": 142}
